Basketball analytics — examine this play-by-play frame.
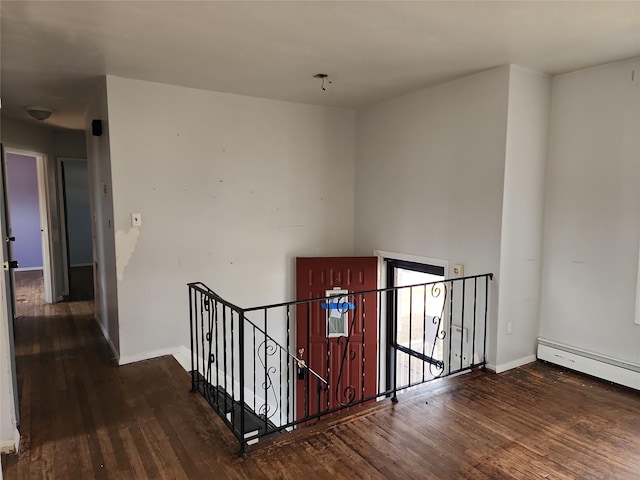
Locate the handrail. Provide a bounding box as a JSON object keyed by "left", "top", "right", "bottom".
{"left": 244, "top": 317, "right": 328, "bottom": 386}
{"left": 190, "top": 273, "right": 494, "bottom": 314}
{"left": 189, "top": 282, "right": 328, "bottom": 386}
{"left": 243, "top": 273, "right": 494, "bottom": 312}
{"left": 188, "top": 282, "right": 244, "bottom": 311}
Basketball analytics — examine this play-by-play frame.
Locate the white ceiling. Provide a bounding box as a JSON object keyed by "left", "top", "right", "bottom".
{"left": 2, "top": 1, "right": 639, "bottom": 130}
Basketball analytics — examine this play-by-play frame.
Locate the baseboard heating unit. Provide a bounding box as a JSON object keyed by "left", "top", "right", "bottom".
{"left": 537, "top": 338, "right": 640, "bottom": 391}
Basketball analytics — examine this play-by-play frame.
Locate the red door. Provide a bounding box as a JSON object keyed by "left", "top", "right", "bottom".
{"left": 295, "top": 257, "right": 378, "bottom": 422}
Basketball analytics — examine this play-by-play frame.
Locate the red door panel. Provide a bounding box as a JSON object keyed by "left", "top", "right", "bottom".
{"left": 295, "top": 257, "right": 378, "bottom": 421}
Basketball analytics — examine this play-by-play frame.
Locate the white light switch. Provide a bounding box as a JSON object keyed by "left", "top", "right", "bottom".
{"left": 131, "top": 213, "right": 142, "bottom": 227}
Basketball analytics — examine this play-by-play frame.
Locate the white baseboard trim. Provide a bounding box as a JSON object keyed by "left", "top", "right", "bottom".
{"left": 493, "top": 354, "right": 537, "bottom": 374}
{"left": 93, "top": 316, "right": 119, "bottom": 363}
{"left": 15, "top": 266, "right": 43, "bottom": 272}
{"left": 0, "top": 427, "right": 20, "bottom": 454}
{"left": 119, "top": 346, "right": 182, "bottom": 366}
{"left": 173, "top": 346, "right": 192, "bottom": 372}
{"left": 447, "top": 369, "right": 473, "bottom": 379}
{"left": 537, "top": 338, "right": 640, "bottom": 391}
{"left": 0, "top": 440, "right": 16, "bottom": 454}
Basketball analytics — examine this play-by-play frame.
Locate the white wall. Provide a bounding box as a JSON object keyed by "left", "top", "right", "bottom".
{"left": 85, "top": 82, "right": 120, "bottom": 358}
{"left": 105, "top": 76, "right": 355, "bottom": 363}
{"left": 540, "top": 57, "right": 640, "bottom": 364}
{"left": 354, "top": 66, "right": 511, "bottom": 366}
{"left": 495, "top": 67, "right": 551, "bottom": 370}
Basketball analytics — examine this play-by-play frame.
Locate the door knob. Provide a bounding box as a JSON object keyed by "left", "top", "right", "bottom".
{"left": 297, "top": 348, "right": 306, "bottom": 380}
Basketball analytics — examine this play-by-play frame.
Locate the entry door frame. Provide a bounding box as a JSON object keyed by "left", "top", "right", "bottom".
{"left": 4, "top": 147, "right": 54, "bottom": 303}
{"left": 374, "top": 250, "right": 449, "bottom": 391}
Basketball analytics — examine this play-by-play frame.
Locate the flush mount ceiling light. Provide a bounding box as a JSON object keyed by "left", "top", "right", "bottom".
{"left": 25, "top": 106, "right": 53, "bottom": 121}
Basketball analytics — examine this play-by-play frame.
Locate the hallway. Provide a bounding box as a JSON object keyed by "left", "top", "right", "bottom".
{"left": 3, "top": 275, "right": 640, "bottom": 479}
{"left": 2, "top": 274, "right": 246, "bottom": 479}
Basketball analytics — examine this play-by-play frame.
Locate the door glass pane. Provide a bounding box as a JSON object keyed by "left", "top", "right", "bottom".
{"left": 326, "top": 290, "right": 349, "bottom": 337}
{"left": 394, "top": 267, "right": 445, "bottom": 386}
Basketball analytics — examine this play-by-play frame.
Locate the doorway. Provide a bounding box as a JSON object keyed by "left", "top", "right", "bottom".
{"left": 57, "top": 158, "right": 93, "bottom": 301}
{"left": 386, "top": 258, "right": 447, "bottom": 388}
{"left": 4, "top": 150, "right": 54, "bottom": 308}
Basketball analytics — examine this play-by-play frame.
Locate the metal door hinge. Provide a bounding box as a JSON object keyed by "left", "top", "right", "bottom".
{"left": 3, "top": 260, "right": 18, "bottom": 270}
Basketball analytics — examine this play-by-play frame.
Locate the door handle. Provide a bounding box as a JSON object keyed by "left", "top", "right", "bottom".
{"left": 297, "top": 348, "right": 306, "bottom": 380}
{"left": 3, "top": 260, "right": 18, "bottom": 271}
{"left": 6, "top": 236, "right": 15, "bottom": 242}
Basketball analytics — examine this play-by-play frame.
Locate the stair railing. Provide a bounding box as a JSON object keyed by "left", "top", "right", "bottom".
{"left": 188, "top": 273, "right": 492, "bottom": 456}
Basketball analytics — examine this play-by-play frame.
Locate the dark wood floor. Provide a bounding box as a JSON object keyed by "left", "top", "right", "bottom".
{"left": 67, "top": 266, "right": 94, "bottom": 301}
{"left": 3, "top": 276, "right": 640, "bottom": 479}
{"left": 14, "top": 267, "right": 94, "bottom": 304}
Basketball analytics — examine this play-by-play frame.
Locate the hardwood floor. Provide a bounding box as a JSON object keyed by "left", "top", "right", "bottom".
{"left": 13, "top": 271, "right": 44, "bottom": 307}
{"left": 3, "top": 277, "right": 640, "bottom": 479}
{"left": 13, "top": 267, "right": 94, "bottom": 303}
{"left": 67, "top": 266, "right": 95, "bottom": 301}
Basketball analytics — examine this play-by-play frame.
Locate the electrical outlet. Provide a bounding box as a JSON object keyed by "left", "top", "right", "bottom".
{"left": 453, "top": 264, "right": 464, "bottom": 277}
{"left": 452, "top": 324, "right": 468, "bottom": 343}
{"left": 507, "top": 321, "right": 513, "bottom": 335}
